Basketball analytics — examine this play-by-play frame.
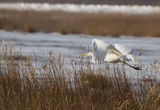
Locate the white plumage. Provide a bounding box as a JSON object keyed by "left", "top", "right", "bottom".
{"left": 80, "top": 39, "right": 141, "bottom": 70}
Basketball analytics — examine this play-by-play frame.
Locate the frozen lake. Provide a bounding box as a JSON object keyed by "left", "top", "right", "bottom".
{"left": 0, "top": 3, "right": 160, "bottom": 14}
{"left": 0, "top": 30, "right": 160, "bottom": 78}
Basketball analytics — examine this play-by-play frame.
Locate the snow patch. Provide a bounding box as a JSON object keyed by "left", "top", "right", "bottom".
{"left": 0, "top": 3, "right": 160, "bottom": 14}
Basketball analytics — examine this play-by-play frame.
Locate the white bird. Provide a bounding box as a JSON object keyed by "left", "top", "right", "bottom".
{"left": 80, "top": 39, "right": 141, "bottom": 70}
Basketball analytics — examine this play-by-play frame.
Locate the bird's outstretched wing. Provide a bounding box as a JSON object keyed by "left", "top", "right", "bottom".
{"left": 92, "top": 39, "right": 109, "bottom": 63}
{"left": 107, "top": 45, "right": 123, "bottom": 57}
{"left": 92, "top": 39, "right": 124, "bottom": 63}
{"left": 114, "top": 43, "right": 134, "bottom": 55}
{"left": 114, "top": 43, "right": 137, "bottom": 63}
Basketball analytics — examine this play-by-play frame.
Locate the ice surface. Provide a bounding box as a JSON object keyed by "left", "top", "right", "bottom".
{"left": 0, "top": 29, "right": 159, "bottom": 63}
{"left": 0, "top": 3, "right": 160, "bottom": 14}
{"left": 0, "top": 30, "right": 160, "bottom": 78}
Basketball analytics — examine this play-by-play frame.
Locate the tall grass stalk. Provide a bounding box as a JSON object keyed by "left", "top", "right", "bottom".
{"left": 0, "top": 45, "right": 160, "bottom": 110}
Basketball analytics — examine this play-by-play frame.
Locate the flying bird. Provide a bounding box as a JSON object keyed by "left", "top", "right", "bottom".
{"left": 80, "top": 39, "right": 141, "bottom": 70}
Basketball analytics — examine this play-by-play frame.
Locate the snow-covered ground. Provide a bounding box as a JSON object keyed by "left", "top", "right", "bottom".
{"left": 0, "top": 30, "right": 160, "bottom": 78}
{"left": 0, "top": 3, "right": 160, "bottom": 14}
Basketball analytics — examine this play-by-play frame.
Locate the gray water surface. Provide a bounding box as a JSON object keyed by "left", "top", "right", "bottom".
{"left": 0, "top": 30, "right": 160, "bottom": 78}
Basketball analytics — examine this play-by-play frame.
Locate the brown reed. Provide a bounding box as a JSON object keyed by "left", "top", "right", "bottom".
{"left": 0, "top": 45, "right": 160, "bottom": 110}
{"left": 1, "top": 10, "right": 160, "bottom": 37}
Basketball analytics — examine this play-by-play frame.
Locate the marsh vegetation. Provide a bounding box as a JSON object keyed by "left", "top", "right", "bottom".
{"left": 1, "top": 10, "right": 160, "bottom": 37}
{"left": 0, "top": 44, "right": 160, "bottom": 110}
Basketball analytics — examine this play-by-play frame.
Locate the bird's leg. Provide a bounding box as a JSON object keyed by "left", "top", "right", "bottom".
{"left": 124, "top": 62, "right": 141, "bottom": 70}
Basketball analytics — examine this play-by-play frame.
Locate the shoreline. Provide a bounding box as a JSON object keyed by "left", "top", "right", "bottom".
{"left": 1, "top": 10, "right": 160, "bottom": 37}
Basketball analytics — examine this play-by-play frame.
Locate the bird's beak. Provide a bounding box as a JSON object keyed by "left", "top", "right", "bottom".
{"left": 80, "top": 54, "right": 87, "bottom": 56}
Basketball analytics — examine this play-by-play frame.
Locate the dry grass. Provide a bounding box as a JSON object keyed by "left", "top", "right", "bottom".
{"left": 0, "top": 43, "right": 160, "bottom": 110}
{"left": 1, "top": 10, "right": 160, "bottom": 37}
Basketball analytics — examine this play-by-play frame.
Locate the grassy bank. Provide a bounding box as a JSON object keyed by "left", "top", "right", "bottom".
{"left": 1, "top": 10, "right": 160, "bottom": 37}
{"left": 0, "top": 44, "right": 160, "bottom": 110}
